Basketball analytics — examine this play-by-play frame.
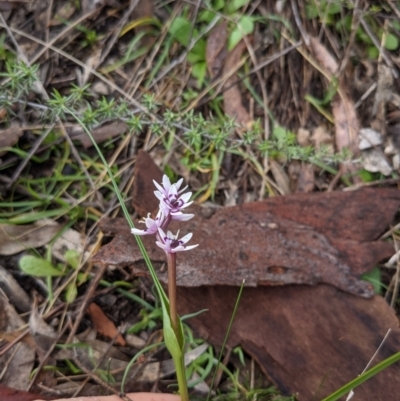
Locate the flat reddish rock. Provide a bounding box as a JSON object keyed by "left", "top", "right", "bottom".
{"left": 94, "top": 188, "right": 399, "bottom": 298}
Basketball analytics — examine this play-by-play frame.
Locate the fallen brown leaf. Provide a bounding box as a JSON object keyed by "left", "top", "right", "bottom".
{"left": 131, "top": 150, "right": 163, "bottom": 216}
{"left": 0, "top": 289, "right": 35, "bottom": 391}
{"left": 310, "top": 37, "right": 360, "bottom": 178}
{"left": 87, "top": 303, "right": 126, "bottom": 346}
{"left": 0, "top": 264, "right": 31, "bottom": 313}
{"left": 206, "top": 20, "right": 228, "bottom": 78}
{"left": 223, "top": 40, "right": 252, "bottom": 128}
{"left": 288, "top": 161, "right": 315, "bottom": 193}
{"left": 0, "top": 125, "right": 23, "bottom": 156}
{"left": 70, "top": 121, "right": 128, "bottom": 148}
{"left": 177, "top": 284, "right": 400, "bottom": 401}
{"left": 0, "top": 384, "right": 57, "bottom": 401}
{"left": 0, "top": 220, "right": 61, "bottom": 256}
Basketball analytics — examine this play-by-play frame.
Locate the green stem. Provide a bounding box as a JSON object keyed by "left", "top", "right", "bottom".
{"left": 174, "top": 353, "right": 189, "bottom": 401}
{"left": 167, "top": 252, "right": 189, "bottom": 401}
{"left": 321, "top": 351, "right": 400, "bottom": 401}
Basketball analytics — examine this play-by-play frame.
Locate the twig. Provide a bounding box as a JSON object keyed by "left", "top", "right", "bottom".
{"left": 290, "top": 0, "right": 310, "bottom": 46}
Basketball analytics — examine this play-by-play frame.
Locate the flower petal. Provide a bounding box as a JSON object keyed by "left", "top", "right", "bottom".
{"left": 162, "top": 175, "right": 171, "bottom": 191}
{"left": 156, "top": 241, "right": 169, "bottom": 252}
{"left": 131, "top": 228, "right": 149, "bottom": 235}
{"left": 153, "top": 180, "right": 166, "bottom": 195}
{"left": 175, "top": 178, "right": 183, "bottom": 191}
{"left": 179, "top": 232, "right": 193, "bottom": 244}
{"left": 180, "top": 192, "right": 192, "bottom": 203}
{"left": 171, "top": 243, "right": 198, "bottom": 252}
{"left": 179, "top": 200, "right": 193, "bottom": 209}
{"left": 171, "top": 212, "right": 194, "bottom": 221}
{"left": 158, "top": 227, "right": 167, "bottom": 240}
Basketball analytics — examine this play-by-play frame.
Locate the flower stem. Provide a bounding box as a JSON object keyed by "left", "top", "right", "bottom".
{"left": 166, "top": 252, "right": 189, "bottom": 401}
{"left": 167, "top": 252, "right": 178, "bottom": 333}
{"left": 174, "top": 354, "right": 189, "bottom": 401}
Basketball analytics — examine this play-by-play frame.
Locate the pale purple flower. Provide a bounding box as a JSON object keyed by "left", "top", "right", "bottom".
{"left": 154, "top": 175, "right": 193, "bottom": 214}
{"left": 156, "top": 228, "right": 198, "bottom": 253}
{"left": 154, "top": 175, "right": 185, "bottom": 197}
{"left": 131, "top": 210, "right": 165, "bottom": 236}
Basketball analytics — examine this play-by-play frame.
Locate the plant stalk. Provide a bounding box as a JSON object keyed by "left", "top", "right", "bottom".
{"left": 167, "top": 252, "right": 178, "bottom": 335}
{"left": 166, "top": 251, "right": 189, "bottom": 401}
{"left": 174, "top": 353, "right": 189, "bottom": 401}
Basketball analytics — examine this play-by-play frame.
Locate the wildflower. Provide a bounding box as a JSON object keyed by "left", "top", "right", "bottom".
{"left": 156, "top": 228, "right": 198, "bottom": 253}
{"left": 131, "top": 209, "right": 165, "bottom": 236}
{"left": 154, "top": 175, "right": 193, "bottom": 214}
{"left": 153, "top": 175, "right": 185, "bottom": 198}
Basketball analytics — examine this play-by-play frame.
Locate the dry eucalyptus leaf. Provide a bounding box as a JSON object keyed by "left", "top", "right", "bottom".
{"left": 0, "top": 220, "right": 60, "bottom": 256}
{"left": 87, "top": 303, "right": 126, "bottom": 346}
{"left": 206, "top": 20, "right": 228, "bottom": 78}
{"left": 0, "top": 264, "right": 31, "bottom": 312}
{"left": 71, "top": 121, "right": 128, "bottom": 149}
{"left": 359, "top": 127, "right": 383, "bottom": 150}
{"left": 362, "top": 148, "right": 392, "bottom": 176}
{"left": 52, "top": 228, "right": 90, "bottom": 263}
{"left": 0, "top": 289, "right": 35, "bottom": 391}
{"left": 0, "top": 384, "right": 57, "bottom": 401}
{"left": 310, "top": 37, "right": 360, "bottom": 180}
{"left": 222, "top": 40, "right": 252, "bottom": 128}
{"left": 178, "top": 284, "right": 400, "bottom": 401}
{"left": 132, "top": 150, "right": 163, "bottom": 216}
{"left": 0, "top": 125, "right": 23, "bottom": 156}
{"left": 29, "top": 300, "right": 57, "bottom": 352}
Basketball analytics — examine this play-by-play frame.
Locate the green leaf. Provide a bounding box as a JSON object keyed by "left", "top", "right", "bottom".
{"left": 228, "top": 15, "right": 254, "bottom": 50}
{"left": 65, "top": 249, "right": 80, "bottom": 269}
{"left": 65, "top": 282, "right": 78, "bottom": 303}
{"left": 357, "top": 28, "right": 373, "bottom": 44}
{"left": 306, "top": 4, "right": 319, "bottom": 19}
{"left": 273, "top": 125, "right": 288, "bottom": 141}
{"left": 391, "top": 21, "right": 400, "bottom": 31}
{"left": 198, "top": 10, "right": 216, "bottom": 23}
{"left": 384, "top": 33, "right": 399, "bottom": 50}
{"left": 227, "top": 0, "right": 250, "bottom": 14}
{"left": 358, "top": 169, "right": 378, "bottom": 182}
{"left": 362, "top": 267, "right": 382, "bottom": 294}
{"left": 20, "top": 255, "right": 65, "bottom": 277}
{"left": 187, "top": 39, "right": 206, "bottom": 63}
{"left": 192, "top": 61, "right": 207, "bottom": 87}
{"left": 213, "top": 0, "right": 225, "bottom": 11}
{"left": 367, "top": 46, "right": 379, "bottom": 59}
{"left": 327, "top": 3, "right": 341, "bottom": 14}
{"left": 335, "top": 15, "right": 352, "bottom": 32}
{"left": 169, "top": 17, "right": 192, "bottom": 47}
